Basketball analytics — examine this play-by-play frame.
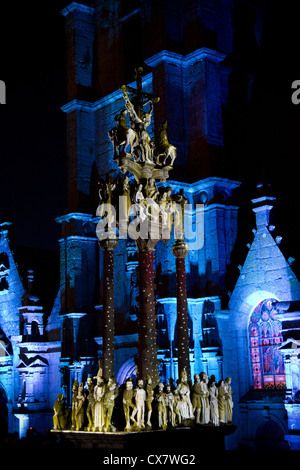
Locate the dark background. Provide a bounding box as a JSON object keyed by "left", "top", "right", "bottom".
{"left": 0, "top": 1, "right": 299, "bottom": 290}
{"left": 0, "top": 1, "right": 68, "bottom": 251}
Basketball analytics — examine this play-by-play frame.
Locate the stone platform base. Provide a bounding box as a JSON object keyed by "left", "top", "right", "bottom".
{"left": 51, "top": 424, "right": 236, "bottom": 453}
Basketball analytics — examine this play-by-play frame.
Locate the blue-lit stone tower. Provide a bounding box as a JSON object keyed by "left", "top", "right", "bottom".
{"left": 0, "top": 0, "right": 300, "bottom": 450}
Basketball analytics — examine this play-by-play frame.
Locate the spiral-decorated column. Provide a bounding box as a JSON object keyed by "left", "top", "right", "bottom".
{"left": 100, "top": 236, "right": 118, "bottom": 380}
{"left": 136, "top": 239, "right": 160, "bottom": 385}
{"left": 172, "top": 239, "right": 190, "bottom": 381}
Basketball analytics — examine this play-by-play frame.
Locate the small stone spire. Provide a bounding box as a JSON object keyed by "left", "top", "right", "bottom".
{"left": 251, "top": 181, "right": 276, "bottom": 229}
{"left": 22, "top": 269, "right": 39, "bottom": 306}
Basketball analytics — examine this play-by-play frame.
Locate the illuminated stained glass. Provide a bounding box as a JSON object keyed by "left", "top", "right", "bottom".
{"left": 249, "top": 298, "right": 285, "bottom": 389}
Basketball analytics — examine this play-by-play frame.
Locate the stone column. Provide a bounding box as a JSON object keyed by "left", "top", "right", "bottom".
{"left": 172, "top": 239, "right": 191, "bottom": 381}
{"left": 136, "top": 239, "right": 160, "bottom": 385}
{"left": 100, "top": 236, "right": 118, "bottom": 380}
{"left": 14, "top": 414, "right": 30, "bottom": 439}
{"left": 65, "top": 312, "right": 86, "bottom": 357}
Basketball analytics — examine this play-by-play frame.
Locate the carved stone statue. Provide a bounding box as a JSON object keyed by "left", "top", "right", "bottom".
{"left": 121, "top": 86, "right": 153, "bottom": 163}
{"left": 199, "top": 372, "right": 210, "bottom": 424}
{"left": 96, "top": 174, "right": 116, "bottom": 231}
{"left": 176, "top": 368, "right": 194, "bottom": 421}
{"left": 75, "top": 382, "right": 85, "bottom": 431}
{"left": 174, "top": 388, "right": 182, "bottom": 425}
{"left": 108, "top": 109, "right": 138, "bottom": 157}
{"left": 209, "top": 377, "right": 219, "bottom": 426}
{"left": 165, "top": 384, "right": 176, "bottom": 427}
{"left": 225, "top": 377, "right": 233, "bottom": 423}
{"left": 71, "top": 380, "right": 79, "bottom": 430}
{"left": 156, "top": 121, "right": 176, "bottom": 167}
{"left": 131, "top": 379, "right": 146, "bottom": 428}
{"left": 192, "top": 374, "right": 202, "bottom": 424}
{"left": 140, "top": 178, "right": 160, "bottom": 225}
{"left": 120, "top": 175, "right": 131, "bottom": 220}
{"left": 85, "top": 376, "right": 95, "bottom": 432}
{"left": 173, "top": 189, "right": 188, "bottom": 240}
{"left": 217, "top": 380, "right": 226, "bottom": 424}
{"left": 103, "top": 376, "right": 119, "bottom": 432}
{"left": 134, "top": 183, "right": 147, "bottom": 223}
{"left": 93, "top": 376, "right": 106, "bottom": 431}
{"left": 53, "top": 393, "right": 66, "bottom": 430}
{"left": 145, "top": 374, "right": 154, "bottom": 428}
{"left": 145, "top": 178, "right": 159, "bottom": 201}
{"left": 158, "top": 189, "right": 173, "bottom": 233}
{"left": 123, "top": 378, "right": 135, "bottom": 430}
{"left": 156, "top": 382, "right": 167, "bottom": 430}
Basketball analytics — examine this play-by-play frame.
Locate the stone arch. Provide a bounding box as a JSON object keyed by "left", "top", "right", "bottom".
{"left": 248, "top": 297, "right": 285, "bottom": 389}
{"left": 241, "top": 290, "right": 279, "bottom": 329}
{"left": 116, "top": 356, "right": 137, "bottom": 386}
{"left": 31, "top": 321, "right": 40, "bottom": 336}
{"left": 228, "top": 290, "right": 280, "bottom": 396}
{"left": 255, "top": 418, "right": 288, "bottom": 450}
{"left": 244, "top": 292, "right": 279, "bottom": 382}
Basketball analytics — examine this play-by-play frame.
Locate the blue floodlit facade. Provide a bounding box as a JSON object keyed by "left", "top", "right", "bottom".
{"left": 0, "top": 0, "right": 300, "bottom": 450}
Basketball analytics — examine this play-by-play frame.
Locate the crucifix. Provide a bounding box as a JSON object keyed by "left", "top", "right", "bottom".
{"left": 120, "top": 66, "right": 160, "bottom": 121}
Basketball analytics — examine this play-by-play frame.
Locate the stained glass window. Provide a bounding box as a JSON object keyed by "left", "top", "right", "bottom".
{"left": 249, "top": 298, "right": 285, "bottom": 389}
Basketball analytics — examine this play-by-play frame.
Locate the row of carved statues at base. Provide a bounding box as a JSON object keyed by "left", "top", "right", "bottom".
{"left": 53, "top": 369, "right": 233, "bottom": 433}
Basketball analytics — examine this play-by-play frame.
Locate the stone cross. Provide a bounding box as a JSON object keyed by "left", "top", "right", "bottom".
{"left": 121, "top": 66, "right": 159, "bottom": 120}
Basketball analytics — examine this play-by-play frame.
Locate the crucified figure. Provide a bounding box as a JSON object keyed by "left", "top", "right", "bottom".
{"left": 121, "top": 86, "right": 154, "bottom": 163}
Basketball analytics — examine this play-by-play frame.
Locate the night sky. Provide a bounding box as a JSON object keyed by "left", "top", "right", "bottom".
{"left": 0, "top": 1, "right": 299, "bottom": 276}
{"left": 0, "top": 1, "right": 68, "bottom": 251}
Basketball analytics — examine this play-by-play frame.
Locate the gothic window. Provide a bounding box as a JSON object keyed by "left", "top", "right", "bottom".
{"left": 249, "top": 298, "right": 285, "bottom": 389}
{"left": 31, "top": 321, "right": 40, "bottom": 337}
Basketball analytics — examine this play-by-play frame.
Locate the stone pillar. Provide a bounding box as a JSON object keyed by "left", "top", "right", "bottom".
{"left": 100, "top": 236, "right": 118, "bottom": 380}
{"left": 65, "top": 312, "right": 86, "bottom": 357}
{"left": 14, "top": 414, "right": 30, "bottom": 439}
{"left": 172, "top": 239, "right": 191, "bottom": 381}
{"left": 136, "top": 239, "right": 160, "bottom": 385}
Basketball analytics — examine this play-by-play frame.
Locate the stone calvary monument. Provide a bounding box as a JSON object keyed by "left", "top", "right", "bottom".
{"left": 52, "top": 68, "right": 234, "bottom": 437}
{"left": 96, "top": 66, "right": 190, "bottom": 386}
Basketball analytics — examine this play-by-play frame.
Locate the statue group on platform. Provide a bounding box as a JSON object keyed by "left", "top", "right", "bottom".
{"left": 108, "top": 82, "right": 176, "bottom": 169}
{"left": 53, "top": 368, "right": 233, "bottom": 433}
{"left": 96, "top": 173, "right": 186, "bottom": 241}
